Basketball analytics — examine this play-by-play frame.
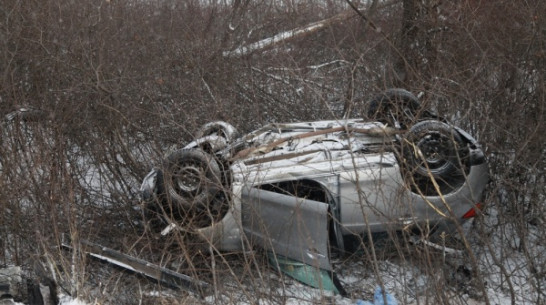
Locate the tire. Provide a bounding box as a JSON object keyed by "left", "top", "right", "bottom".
{"left": 195, "top": 121, "right": 239, "bottom": 143}
{"left": 367, "top": 88, "right": 421, "bottom": 128}
{"left": 403, "top": 120, "right": 467, "bottom": 195}
{"left": 161, "top": 148, "right": 222, "bottom": 213}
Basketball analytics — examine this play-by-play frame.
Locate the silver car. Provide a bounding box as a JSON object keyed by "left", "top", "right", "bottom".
{"left": 140, "top": 89, "right": 489, "bottom": 293}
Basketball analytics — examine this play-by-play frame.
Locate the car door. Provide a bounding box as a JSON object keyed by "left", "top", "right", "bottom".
{"left": 240, "top": 186, "right": 332, "bottom": 271}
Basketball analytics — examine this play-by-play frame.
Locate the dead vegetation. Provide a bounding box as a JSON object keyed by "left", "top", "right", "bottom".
{"left": 1, "top": 0, "right": 545, "bottom": 304}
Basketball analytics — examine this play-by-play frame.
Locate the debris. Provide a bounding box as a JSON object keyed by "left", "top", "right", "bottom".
{"left": 0, "top": 266, "right": 54, "bottom": 305}
{"left": 0, "top": 266, "right": 22, "bottom": 300}
{"left": 408, "top": 235, "right": 466, "bottom": 257}
{"left": 267, "top": 253, "right": 346, "bottom": 296}
{"left": 0, "top": 296, "right": 23, "bottom": 305}
{"left": 4, "top": 108, "right": 48, "bottom": 122}
{"left": 356, "top": 286, "right": 398, "bottom": 305}
{"left": 61, "top": 235, "right": 211, "bottom": 297}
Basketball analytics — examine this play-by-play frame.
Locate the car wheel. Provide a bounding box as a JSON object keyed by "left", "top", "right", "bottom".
{"left": 162, "top": 148, "right": 222, "bottom": 214}
{"left": 368, "top": 88, "right": 421, "bottom": 128}
{"left": 403, "top": 120, "right": 467, "bottom": 195}
{"left": 196, "top": 121, "right": 239, "bottom": 143}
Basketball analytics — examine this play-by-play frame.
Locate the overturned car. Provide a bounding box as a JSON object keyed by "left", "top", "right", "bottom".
{"left": 140, "top": 89, "right": 489, "bottom": 293}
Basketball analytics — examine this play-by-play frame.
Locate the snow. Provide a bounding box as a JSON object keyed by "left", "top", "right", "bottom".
{"left": 58, "top": 295, "right": 88, "bottom": 305}
{"left": 49, "top": 201, "right": 538, "bottom": 305}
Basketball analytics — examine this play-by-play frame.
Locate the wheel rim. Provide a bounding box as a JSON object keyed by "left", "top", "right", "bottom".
{"left": 174, "top": 163, "right": 203, "bottom": 194}
{"left": 415, "top": 131, "right": 454, "bottom": 176}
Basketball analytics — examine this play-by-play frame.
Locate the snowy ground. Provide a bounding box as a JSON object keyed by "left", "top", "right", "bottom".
{"left": 59, "top": 296, "right": 88, "bottom": 305}
{"left": 56, "top": 204, "right": 542, "bottom": 305}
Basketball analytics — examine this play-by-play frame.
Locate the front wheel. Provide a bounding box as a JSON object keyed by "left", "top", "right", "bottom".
{"left": 162, "top": 148, "right": 223, "bottom": 215}
{"left": 367, "top": 88, "right": 422, "bottom": 129}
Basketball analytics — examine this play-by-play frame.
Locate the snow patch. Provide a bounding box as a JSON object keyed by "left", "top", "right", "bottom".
{"left": 58, "top": 295, "right": 88, "bottom": 305}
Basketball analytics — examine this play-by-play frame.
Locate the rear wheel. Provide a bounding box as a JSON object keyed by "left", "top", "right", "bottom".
{"left": 196, "top": 121, "right": 239, "bottom": 142}
{"left": 403, "top": 120, "right": 468, "bottom": 195}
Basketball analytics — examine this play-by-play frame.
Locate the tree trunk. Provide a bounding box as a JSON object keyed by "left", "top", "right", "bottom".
{"left": 394, "top": 0, "right": 419, "bottom": 86}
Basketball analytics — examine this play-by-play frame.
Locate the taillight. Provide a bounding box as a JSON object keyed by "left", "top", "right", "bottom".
{"left": 462, "top": 203, "right": 483, "bottom": 219}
